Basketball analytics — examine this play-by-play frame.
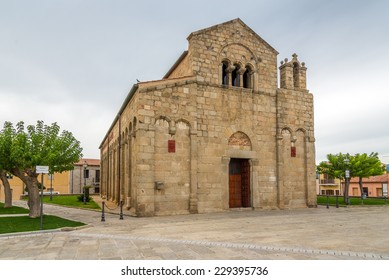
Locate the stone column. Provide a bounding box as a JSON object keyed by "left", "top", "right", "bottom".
{"left": 276, "top": 133, "right": 285, "bottom": 209}
{"left": 249, "top": 159, "right": 259, "bottom": 208}
{"left": 189, "top": 130, "right": 198, "bottom": 213}
{"left": 135, "top": 124, "right": 155, "bottom": 216}
{"left": 221, "top": 156, "right": 230, "bottom": 210}
{"left": 126, "top": 133, "right": 132, "bottom": 209}
{"left": 305, "top": 135, "right": 317, "bottom": 207}
{"left": 227, "top": 65, "right": 235, "bottom": 86}
{"left": 238, "top": 67, "right": 246, "bottom": 88}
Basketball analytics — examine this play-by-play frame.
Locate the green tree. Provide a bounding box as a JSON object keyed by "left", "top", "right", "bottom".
{"left": 0, "top": 121, "right": 83, "bottom": 218}
{"left": 317, "top": 153, "right": 352, "bottom": 201}
{"left": 351, "top": 152, "right": 385, "bottom": 198}
{"left": 317, "top": 152, "right": 385, "bottom": 202}
{"left": 0, "top": 122, "right": 15, "bottom": 208}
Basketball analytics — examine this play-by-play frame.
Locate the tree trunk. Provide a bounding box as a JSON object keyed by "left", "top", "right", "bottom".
{"left": 0, "top": 171, "right": 12, "bottom": 208}
{"left": 25, "top": 176, "right": 40, "bottom": 218}
{"left": 358, "top": 177, "right": 364, "bottom": 199}
{"left": 343, "top": 179, "right": 349, "bottom": 203}
{"left": 12, "top": 168, "right": 41, "bottom": 218}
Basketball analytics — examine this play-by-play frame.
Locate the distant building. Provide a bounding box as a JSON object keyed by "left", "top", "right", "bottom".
{"left": 346, "top": 174, "right": 389, "bottom": 197}
{"left": 70, "top": 158, "right": 101, "bottom": 194}
{"left": 317, "top": 173, "right": 341, "bottom": 195}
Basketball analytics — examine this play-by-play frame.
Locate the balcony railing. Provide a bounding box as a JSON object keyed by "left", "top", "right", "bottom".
{"left": 320, "top": 179, "right": 336, "bottom": 185}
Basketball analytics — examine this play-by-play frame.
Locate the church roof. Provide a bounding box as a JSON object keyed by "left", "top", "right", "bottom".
{"left": 187, "top": 18, "right": 278, "bottom": 55}
{"left": 163, "top": 51, "right": 188, "bottom": 79}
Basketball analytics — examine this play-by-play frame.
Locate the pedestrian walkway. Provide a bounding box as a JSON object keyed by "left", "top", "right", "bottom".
{"left": 1, "top": 200, "right": 388, "bottom": 260}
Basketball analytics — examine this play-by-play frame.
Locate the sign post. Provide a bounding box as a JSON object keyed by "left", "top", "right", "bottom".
{"left": 36, "top": 166, "right": 49, "bottom": 230}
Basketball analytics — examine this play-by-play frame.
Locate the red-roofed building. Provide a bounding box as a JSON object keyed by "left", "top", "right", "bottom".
{"left": 346, "top": 174, "right": 389, "bottom": 197}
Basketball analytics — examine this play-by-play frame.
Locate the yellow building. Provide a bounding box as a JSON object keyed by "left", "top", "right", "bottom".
{"left": 318, "top": 173, "right": 341, "bottom": 195}
{"left": 1, "top": 171, "right": 70, "bottom": 201}
{"left": 0, "top": 158, "right": 100, "bottom": 202}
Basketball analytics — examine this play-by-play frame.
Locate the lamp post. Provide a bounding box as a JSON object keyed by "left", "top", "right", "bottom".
{"left": 83, "top": 161, "right": 88, "bottom": 205}
{"left": 345, "top": 158, "right": 350, "bottom": 205}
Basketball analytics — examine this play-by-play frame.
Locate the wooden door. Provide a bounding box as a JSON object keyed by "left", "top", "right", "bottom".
{"left": 229, "top": 159, "right": 251, "bottom": 208}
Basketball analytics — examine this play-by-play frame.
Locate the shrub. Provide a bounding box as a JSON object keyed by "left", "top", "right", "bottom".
{"left": 77, "top": 186, "right": 92, "bottom": 203}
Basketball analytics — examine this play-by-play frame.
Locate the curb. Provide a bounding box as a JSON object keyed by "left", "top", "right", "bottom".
{"left": 0, "top": 224, "right": 92, "bottom": 239}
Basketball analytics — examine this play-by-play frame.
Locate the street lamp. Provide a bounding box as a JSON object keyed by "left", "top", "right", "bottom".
{"left": 345, "top": 158, "right": 350, "bottom": 205}
{"left": 83, "top": 160, "right": 88, "bottom": 205}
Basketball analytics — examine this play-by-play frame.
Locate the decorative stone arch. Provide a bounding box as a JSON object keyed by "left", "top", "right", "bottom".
{"left": 219, "top": 43, "right": 259, "bottom": 88}
{"left": 219, "top": 42, "right": 261, "bottom": 65}
{"left": 228, "top": 131, "right": 252, "bottom": 151}
{"left": 155, "top": 115, "right": 172, "bottom": 124}
{"left": 155, "top": 115, "right": 176, "bottom": 135}
{"left": 281, "top": 126, "right": 292, "bottom": 133}
{"left": 175, "top": 118, "right": 192, "bottom": 130}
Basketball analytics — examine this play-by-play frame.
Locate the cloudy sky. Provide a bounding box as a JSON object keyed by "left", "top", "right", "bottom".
{"left": 1, "top": 0, "right": 388, "bottom": 163}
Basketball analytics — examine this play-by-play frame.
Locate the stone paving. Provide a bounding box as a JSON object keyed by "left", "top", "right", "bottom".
{"left": 1, "top": 200, "right": 389, "bottom": 260}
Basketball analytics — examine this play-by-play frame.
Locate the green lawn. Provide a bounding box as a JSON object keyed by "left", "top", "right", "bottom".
{"left": 317, "top": 195, "right": 388, "bottom": 206}
{"left": 0, "top": 215, "right": 85, "bottom": 234}
{"left": 0, "top": 202, "right": 29, "bottom": 215}
{"left": 23, "top": 195, "right": 101, "bottom": 210}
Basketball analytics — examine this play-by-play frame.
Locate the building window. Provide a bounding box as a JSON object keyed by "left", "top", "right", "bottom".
{"left": 84, "top": 169, "right": 89, "bottom": 179}
{"left": 222, "top": 61, "right": 229, "bottom": 85}
{"left": 95, "top": 170, "right": 100, "bottom": 183}
{"left": 243, "top": 65, "right": 253, "bottom": 89}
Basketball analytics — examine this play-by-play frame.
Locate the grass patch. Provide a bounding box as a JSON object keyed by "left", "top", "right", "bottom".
{"left": 0, "top": 202, "right": 29, "bottom": 215}
{"left": 22, "top": 195, "right": 100, "bottom": 210}
{"left": 0, "top": 215, "right": 85, "bottom": 234}
{"left": 317, "top": 195, "right": 389, "bottom": 206}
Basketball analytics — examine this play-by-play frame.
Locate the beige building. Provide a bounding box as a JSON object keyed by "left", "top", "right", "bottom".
{"left": 99, "top": 18, "right": 317, "bottom": 216}
{"left": 70, "top": 158, "right": 101, "bottom": 194}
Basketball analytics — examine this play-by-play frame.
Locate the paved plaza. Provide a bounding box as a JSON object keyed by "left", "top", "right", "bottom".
{"left": 1, "top": 200, "right": 388, "bottom": 260}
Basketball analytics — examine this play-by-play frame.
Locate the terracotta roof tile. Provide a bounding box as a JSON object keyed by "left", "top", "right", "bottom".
{"left": 75, "top": 158, "right": 100, "bottom": 166}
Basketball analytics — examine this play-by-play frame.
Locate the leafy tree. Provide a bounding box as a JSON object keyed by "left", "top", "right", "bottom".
{"left": 317, "top": 153, "right": 352, "bottom": 201}
{"left": 0, "top": 122, "right": 15, "bottom": 208}
{"left": 351, "top": 152, "right": 385, "bottom": 198}
{"left": 0, "top": 121, "right": 83, "bottom": 218}
{"left": 317, "top": 152, "right": 385, "bottom": 202}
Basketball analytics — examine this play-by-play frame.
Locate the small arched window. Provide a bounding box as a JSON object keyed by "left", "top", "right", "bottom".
{"left": 243, "top": 65, "right": 253, "bottom": 89}
{"left": 222, "top": 61, "right": 229, "bottom": 85}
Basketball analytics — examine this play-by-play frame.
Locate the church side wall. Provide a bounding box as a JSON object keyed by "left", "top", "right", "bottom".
{"left": 276, "top": 88, "right": 316, "bottom": 208}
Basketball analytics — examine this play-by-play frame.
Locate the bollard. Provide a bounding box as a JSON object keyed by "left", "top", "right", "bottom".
{"left": 326, "top": 195, "right": 329, "bottom": 209}
{"left": 101, "top": 201, "right": 105, "bottom": 222}
{"left": 119, "top": 200, "right": 124, "bottom": 220}
{"left": 336, "top": 195, "right": 339, "bottom": 208}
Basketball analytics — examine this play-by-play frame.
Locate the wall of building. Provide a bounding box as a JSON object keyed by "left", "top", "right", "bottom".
{"left": 99, "top": 19, "right": 317, "bottom": 216}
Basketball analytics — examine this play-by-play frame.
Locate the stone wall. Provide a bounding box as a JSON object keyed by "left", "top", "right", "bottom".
{"left": 99, "top": 18, "right": 317, "bottom": 216}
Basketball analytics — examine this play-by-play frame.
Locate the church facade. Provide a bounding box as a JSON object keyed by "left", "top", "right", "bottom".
{"left": 99, "top": 18, "right": 317, "bottom": 216}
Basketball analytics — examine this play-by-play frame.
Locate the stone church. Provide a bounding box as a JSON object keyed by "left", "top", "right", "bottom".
{"left": 99, "top": 18, "right": 317, "bottom": 216}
